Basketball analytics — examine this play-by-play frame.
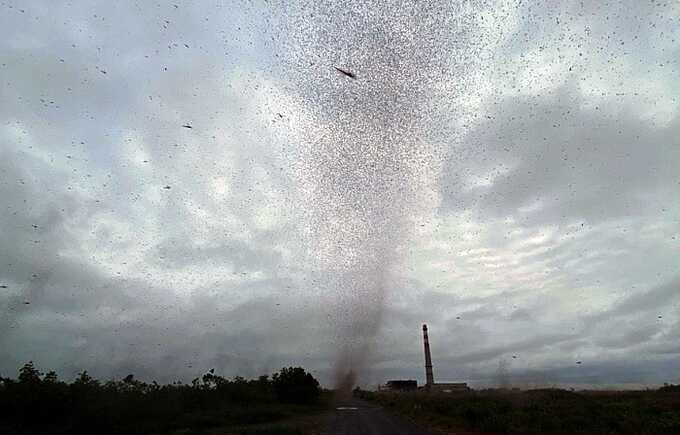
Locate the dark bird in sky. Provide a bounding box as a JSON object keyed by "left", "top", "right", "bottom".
{"left": 334, "top": 67, "right": 356, "bottom": 79}
{"left": 182, "top": 124, "right": 193, "bottom": 129}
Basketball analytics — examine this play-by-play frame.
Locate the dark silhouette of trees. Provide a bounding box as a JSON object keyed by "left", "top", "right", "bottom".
{"left": 0, "top": 361, "right": 324, "bottom": 434}
{"left": 659, "top": 383, "right": 680, "bottom": 393}
{"left": 18, "top": 361, "right": 42, "bottom": 384}
{"left": 43, "top": 371, "right": 59, "bottom": 383}
{"left": 272, "top": 366, "right": 320, "bottom": 403}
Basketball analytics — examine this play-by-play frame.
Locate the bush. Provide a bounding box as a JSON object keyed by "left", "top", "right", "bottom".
{"left": 0, "top": 362, "right": 324, "bottom": 434}
{"left": 271, "top": 367, "right": 320, "bottom": 404}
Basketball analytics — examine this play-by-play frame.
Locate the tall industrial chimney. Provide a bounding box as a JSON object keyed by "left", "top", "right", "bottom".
{"left": 422, "top": 324, "right": 435, "bottom": 386}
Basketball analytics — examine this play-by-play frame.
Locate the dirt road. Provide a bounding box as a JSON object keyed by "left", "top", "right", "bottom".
{"left": 327, "top": 398, "right": 430, "bottom": 435}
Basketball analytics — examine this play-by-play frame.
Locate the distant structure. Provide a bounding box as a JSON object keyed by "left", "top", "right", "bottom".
{"left": 431, "top": 382, "right": 470, "bottom": 393}
{"left": 421, "top": 324, "right": 470, "bottom": 392}
{"left": 383, "top": 380, "right": 418, "bottom": 392}
{"left": 378, "top": 324, "right": 470, "bottom": 393}
{"left": 422, "top": 324, "right": 435, "bottom": 386}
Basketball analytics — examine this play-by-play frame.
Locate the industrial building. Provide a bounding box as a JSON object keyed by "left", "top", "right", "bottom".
{"left": 422, "top": 324, "right": 470, "bottom": 392}
{"left": 381, "top": 324, "right": 470, "bottom": 392}
{"left": 381, "top": 380, "right": 418, "bottom": 392}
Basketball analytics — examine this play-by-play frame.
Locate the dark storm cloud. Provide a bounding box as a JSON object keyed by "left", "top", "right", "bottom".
{"left": 439, "top": 79, "right": 679, "bottom": 220}
{"left": 593, "top": 321, "right": 662, "bottom": 350}
{"left": 597, "top": 275, "right": 680, "bottom": 319}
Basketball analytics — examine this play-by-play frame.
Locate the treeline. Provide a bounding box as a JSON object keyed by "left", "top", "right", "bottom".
{"left": 658, "top": 383, "right": 680, "bottom": 393}
{"left": 0, "top": 362, "right": 324, "bottom": 435}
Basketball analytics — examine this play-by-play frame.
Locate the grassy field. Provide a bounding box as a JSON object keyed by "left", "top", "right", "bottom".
{"left": 165, "top": 403, "right": 330, "bottom": 435}
{"left": 355, "top": 386, "right": 680, "bottom": 434}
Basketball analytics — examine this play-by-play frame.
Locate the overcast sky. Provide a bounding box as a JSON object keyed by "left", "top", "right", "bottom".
{"left": 1, "top": 0, "right": 679, "bottom": 389}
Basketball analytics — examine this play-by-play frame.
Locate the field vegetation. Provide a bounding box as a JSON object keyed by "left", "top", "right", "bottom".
{"left": 355, "top": 385, "right": 680, "bottom": 434}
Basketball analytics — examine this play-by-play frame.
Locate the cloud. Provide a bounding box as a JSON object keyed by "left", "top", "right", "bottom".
{"left": 440, "top": 83, "right": 680, "bottom": 225}
{"left": 1, "top": 0, "right": 679, "bottom": 389}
